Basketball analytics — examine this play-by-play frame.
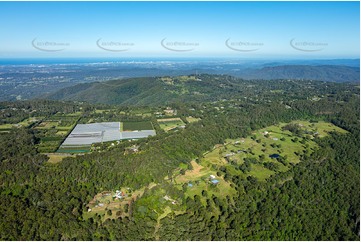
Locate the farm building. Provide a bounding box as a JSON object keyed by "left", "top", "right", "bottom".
{"left": 62, "top": 122, "right": 121, "bottom": 146}
{"left": 59, "top": 122, "right": 156, "bottom": 150}
{"left": 121, "top": 130, "right": 156, "bottom": 140}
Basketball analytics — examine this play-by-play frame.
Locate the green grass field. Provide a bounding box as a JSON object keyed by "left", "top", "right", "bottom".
{"left": 202, "top": 120, "right": 347, "bottom": 181}
{"left": 47, "top": 153, "right": 75, "bottom": 163}
{"left": 123, "top": 121, "right": 153, "bottom": 131}
{"left": 0, "top": 124, "right": 13, "bottom": 130}
{"left": 186, "top": 116, "right": 201, "bottom": 123}
{"left": 174, "top": 160, "right": 237, "bottom": 206}
{"left": 0, "top": 117, "right": 43, "bottom": 130}
{"left": 57, "top": 146, "right": 91, "bottom": 153}
{"left": 157, "top": 118, "right": 185, "bottom": 132}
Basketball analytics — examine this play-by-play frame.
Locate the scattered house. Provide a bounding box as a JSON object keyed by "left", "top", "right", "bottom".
{"left": 88, "top": 208, "right": 92, "bottom": 212}
{"left": 188, "top": 183, "right": 193, "bottom": 187}
{"left": 113, "top": 190, "right": 123, "bottom": 199}
{"left": 209, "top": 175, "right": 216, "bottom": 179}
{"left": 98, "top": 203, "right": 104, "bottom": 207}
{"left": 164, "top": 107, "right": 176, "bottom": 115}
{"left": 263, "top": 131, "right": 269, "bottom": 135}
{"left": 125, "top": 145, "right": 139, "bottom": 154}
{"left": 234, "top": 141, "right": 241, "bottom": 145}
{"left": 272, "top": 138, "right": 279, "bottom": 141}
{"left": 224, "top": 153, "right": 234, "bottom": 158}
{"left": 211, "top": 179, "right": 220, "bottom": 185}
{"left": 164, "top": 195, "right": 177, "bottom": 204}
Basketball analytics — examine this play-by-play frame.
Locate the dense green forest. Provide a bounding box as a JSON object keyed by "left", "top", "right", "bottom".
{"left": 0, "top": 76, "right": 359, "bottom": 240}
{"left": 47, "top": 74, "right": 358, "bottom": 105}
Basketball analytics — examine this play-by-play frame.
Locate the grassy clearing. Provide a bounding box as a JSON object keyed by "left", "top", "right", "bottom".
{"left": 175, "top": 160, "right": 212, "bottom": 184}
{"left": 56, "top": 130, "right": 68, "bottom": 135}
{"left": 174, "top": 160, "right": 236, "bottom": 205}
{"left": 35, "top": 121, "right": 59, "bottom": 129}
{"left": 85, "top": 183, "right": 157, "bottom": 222}
{"left": 157, "top": 118, "right": 185, "bottom": 132}
{"left": 202, "top": 120, "right": 347, "bottom": 181}
{"left": 95, "top": 109, "right": 111, "bottom": 114}
{"left": 248, "top": 164, "right": 275, "bottom": 180}
{"left": 47, "top": 153, "right": 75, "bottom": 163}
{"left": 186, "top": 116, "right": 201, "bottom": 123}
{"left": 0, "top": 117, "right": 43, "bottom": 130}
{"left": 0, "top": 124, "right": 13, "bottom": 130}
{"left": 57, "top": 146, "right": 91, "bottom": 153}
{"left": 289, "top": 120, "right": 347, "bottom": 137}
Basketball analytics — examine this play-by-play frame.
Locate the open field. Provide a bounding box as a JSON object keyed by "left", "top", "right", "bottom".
{"left": 202, "top": 120, "right": 347, "bottom": 181}
{"left": 174, "top": 160, "right": 236, "bottom": 206}
{"left": 175, "top": 160, "right": 211, "bottom": 183}
{"left": 0, "top": 117, "right": 43, "bottom": 131}
{"left": 46, "top": 153, "right": 75, "bottom": 163}
{"left": 57, "top": 145, "right": 91, "bottom": 153}
{"left": 186, "top": 116, "right": 201, "bottom": 123}
{"left": 157, "top": 118, "right": 185, "bottom": 131}
{"left": 34, "top": 115, "right": 79, "bottom": 153}
{"left": 0, "top": 123, "right": 13, "bottom": 131}
{"left": 123, "top": 121, "right": 153, "bottom": 131}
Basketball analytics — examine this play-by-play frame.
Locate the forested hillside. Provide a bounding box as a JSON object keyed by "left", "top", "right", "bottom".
{"left": 47, "top": 74, "right": 358, "bottom": 105}
{"left": 240, "top": 65, "right": 360, "bottom": 83}
{"left": 0, "top": 76, "right": 359, "bottom": 240}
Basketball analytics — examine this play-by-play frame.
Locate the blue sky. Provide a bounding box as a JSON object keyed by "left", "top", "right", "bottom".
{"left": 0, "top": 1, "right": 359, "bottom": 59}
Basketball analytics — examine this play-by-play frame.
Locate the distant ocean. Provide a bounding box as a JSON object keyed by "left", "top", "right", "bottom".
{"left": 0, "top": 57, "right": 359, "bottom": 67}
{"left": 0, "top": 57, "right": 224, "bottom": 65}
